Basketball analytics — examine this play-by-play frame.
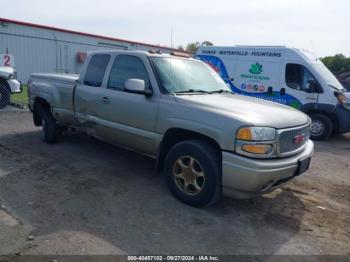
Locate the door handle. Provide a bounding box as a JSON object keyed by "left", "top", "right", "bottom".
{"left": 101, "top": 96, "right": 109, "bottom": 104}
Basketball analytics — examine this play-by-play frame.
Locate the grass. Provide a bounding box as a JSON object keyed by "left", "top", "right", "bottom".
{"left": 11, "top": 84, "right": 28, "bottom": 106}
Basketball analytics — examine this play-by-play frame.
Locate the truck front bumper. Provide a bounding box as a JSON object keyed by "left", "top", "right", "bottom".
{"left": 7, "top": 79, "right": 22, "bottom": 94}
{"left": 222, "top": 140, "right": 314, "bottom": 199}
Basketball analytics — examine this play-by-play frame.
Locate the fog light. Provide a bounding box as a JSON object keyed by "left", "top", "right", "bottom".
{"left": 242, "top": 144, "right": 273, "bottom": 154}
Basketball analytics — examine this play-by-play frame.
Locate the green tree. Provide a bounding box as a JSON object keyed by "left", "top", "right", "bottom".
{"left": 201, "top": 41, "right": 214, "bottom": 47}
{"left": 321, "top": 54, "right": 350, "bottom": 75}
{"left": 185, "top": 41, "right": 214, "bottom": 53}
{"left": 186, "top": 42, "right": 201, "bottom": 53}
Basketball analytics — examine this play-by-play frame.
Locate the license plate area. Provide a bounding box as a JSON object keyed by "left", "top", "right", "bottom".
{"left": 295, "top": 157, "right": 311, "bottom": 176}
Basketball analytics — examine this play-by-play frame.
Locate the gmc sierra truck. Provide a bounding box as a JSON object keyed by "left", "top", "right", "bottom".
{"left": 28, "top": 50, "right": 314, "bottom": 207}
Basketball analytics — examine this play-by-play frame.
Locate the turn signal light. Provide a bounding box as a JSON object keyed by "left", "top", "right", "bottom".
{"left": 236, "top": 127, "right": 253, "bottom": 140}
{"left": 242, "top": 144, "right": 272, "bottom": 154}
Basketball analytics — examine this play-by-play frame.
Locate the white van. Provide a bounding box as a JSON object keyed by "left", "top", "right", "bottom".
{"left": 196, "top": 46, "right": 350, "bottom": 140}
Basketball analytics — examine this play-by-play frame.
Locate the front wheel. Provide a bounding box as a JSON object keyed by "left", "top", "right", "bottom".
{"left": 164, "top": 140, "right": 221, "bottom": 207}
{"left": 0, "top": 81, "right": 10, "bottom": 109}
{"left": 310, "top": 113, "right": 333, "bottom": 140}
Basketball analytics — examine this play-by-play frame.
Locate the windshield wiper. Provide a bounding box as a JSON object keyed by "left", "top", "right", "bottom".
{"left": 328, "top": 84, "right": 344, "bottom": 92}
{"left": 173, "top": 89, "right": 213, "bottom": 94}
{"left": 210, "top": 89, "right": 233, "bottom": 94}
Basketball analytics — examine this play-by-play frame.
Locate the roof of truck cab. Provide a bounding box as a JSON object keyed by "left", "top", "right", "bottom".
{"left": 89, "top": 50, "right": 194, "bottom": 58}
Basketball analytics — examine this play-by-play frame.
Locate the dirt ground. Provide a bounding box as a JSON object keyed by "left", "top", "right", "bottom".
{"left": 0, "top": 109, "right": 349, "bottom": 255}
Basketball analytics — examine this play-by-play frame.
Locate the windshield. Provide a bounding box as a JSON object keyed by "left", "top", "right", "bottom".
{"left": 312, "top": 62, "right": 345, "bottom": 91}
{"left": 151, "top": 57, "right": 230, "bottom": 93}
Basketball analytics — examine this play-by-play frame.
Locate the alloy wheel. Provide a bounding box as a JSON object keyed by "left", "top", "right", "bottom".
{"left": 172, "top": 156, "right": 205, "bottom": 196}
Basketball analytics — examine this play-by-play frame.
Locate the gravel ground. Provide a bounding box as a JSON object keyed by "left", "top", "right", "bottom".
{"left": 0, "top": 109, "right": 349, "bottom": 255}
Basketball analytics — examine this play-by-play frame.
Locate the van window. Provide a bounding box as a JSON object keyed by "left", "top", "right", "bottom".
{"left": 108, "top": 55, "right": 150, "bottom": 90}
{"left": 285, "top": 63, "right": 319, "bottom": 92}
{"left": 84, "top": 54, "right": 110, "bottom": 87}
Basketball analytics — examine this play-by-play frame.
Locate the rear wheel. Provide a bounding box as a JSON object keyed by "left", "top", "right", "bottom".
{"left": 164, "top": 140, "right": 221, "bottom": 207}
{"left": 41, "top": 107, "right": 59, "bottom": 144}
{"left": 0, "top": 81, "right": 10, "bottom": 109}
{"left": 310, "top": 113, "right": 333, "bottom": 140}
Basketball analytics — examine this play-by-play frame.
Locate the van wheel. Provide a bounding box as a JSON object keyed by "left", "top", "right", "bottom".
{"left": 310, "top": 113, "right": 333, "bottom": 140}
{"left": 164, "top": 140, "right": 221, "bottom": 207}
{"left": 0, "top": 81, "right": 11, "bottom": 109}
{"left": 41, "top": 107, "right": 59, "bottom": 144}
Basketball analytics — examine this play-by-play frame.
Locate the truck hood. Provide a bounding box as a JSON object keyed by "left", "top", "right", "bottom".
{"left": 174, "top": 93, "right": 309, "bottom": 129}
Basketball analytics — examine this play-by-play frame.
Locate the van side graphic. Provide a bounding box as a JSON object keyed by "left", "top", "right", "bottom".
{"left": 196, "top": 55, "right": 302, "bottom": 109}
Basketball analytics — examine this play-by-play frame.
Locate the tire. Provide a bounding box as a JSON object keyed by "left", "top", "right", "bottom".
{"left": 164, "top": 140, "right": 221, "bottom": 207}
{"left": 0, "top": 81, "right": 11, "bottom": 109}
{"left": 41, "top": 106, "right": 59, "bottom": 144}
{"left": 309, "top": 113, "right": 333, "bottom": 140}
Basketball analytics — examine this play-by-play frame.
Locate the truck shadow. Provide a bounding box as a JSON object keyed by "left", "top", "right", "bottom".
{"left": 0, "top": 130, "right": 306, "bottom": 255}
{"left": 313, "top": 133, "right": 350, "bottom": 151}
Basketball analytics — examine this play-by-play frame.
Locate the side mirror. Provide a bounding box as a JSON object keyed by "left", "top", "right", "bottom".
{"left": 124, "top": 79, "right": 152, "bottom": 96}
{"left": 306, "top": 80, "right": 321, "bottom": 93}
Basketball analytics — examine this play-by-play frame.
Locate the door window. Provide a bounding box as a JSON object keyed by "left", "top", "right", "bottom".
{"left": 285, "top": 63, "right": 319, "bottom": 92}
{"left": 84, "top": 54, "right": 110, "bottom": 87}
{"left": 108, "top": 55, "right": 150, "bottom": 90}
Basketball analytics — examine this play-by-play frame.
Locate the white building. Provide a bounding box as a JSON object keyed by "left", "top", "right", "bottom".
{"left": 0, "top": 18, "right": 183, "bottom": 83}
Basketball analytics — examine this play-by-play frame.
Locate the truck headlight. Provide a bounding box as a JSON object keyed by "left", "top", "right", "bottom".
{"left": 236, "top": 127, "right": 277, "bottom": 157}
{"left": 236, "top": 127, "right": 276, "bottom": 141}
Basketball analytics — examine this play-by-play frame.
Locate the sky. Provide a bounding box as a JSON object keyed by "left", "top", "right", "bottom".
{"left": 1, "top": 0, "right": 349, "bottom": 57}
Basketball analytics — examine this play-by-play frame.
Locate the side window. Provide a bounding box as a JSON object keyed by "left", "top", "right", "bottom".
{"left": 108, "top": 55, "right": 150, "bottom": 90}
{"left": 84, "top": 54, "right": 110, "bottom": 87}
{"left": 285, "top": 63, "right": 318, "bottom": 92}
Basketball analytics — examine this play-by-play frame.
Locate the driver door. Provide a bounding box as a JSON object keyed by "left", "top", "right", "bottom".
{"left": 93, "top": 54, "right": 159, "bottom": 155}
{"left": 281, "top": 62, "right": 320, "bottom": 110}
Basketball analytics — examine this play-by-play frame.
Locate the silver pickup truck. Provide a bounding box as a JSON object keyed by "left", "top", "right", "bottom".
{"left": 28, "top": 50, "right": 314, "bottom": 207}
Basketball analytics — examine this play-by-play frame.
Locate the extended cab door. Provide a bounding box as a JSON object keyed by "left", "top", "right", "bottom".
{"left": 92, "top": 54, "right": 159, "bottom": 155}
{"left": 280, "top": 62, "right": 320, "bottom": 110}
{"left": 75, "top": 53, "right": 111, "bottom": 133}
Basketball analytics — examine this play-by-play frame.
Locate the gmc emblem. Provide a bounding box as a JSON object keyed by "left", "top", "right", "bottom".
{"left": 293, "top": 134, "right": 305, "bottom": 144}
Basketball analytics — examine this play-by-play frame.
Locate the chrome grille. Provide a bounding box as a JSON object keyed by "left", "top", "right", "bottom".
{"left": 278, "top": 124, "right": 310, "bottom": 156}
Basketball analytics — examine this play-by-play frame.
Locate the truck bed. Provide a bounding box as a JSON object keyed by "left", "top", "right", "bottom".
{"left": 29, "top": 73, "right": 80, "bottom": 126}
